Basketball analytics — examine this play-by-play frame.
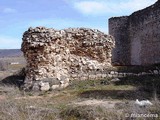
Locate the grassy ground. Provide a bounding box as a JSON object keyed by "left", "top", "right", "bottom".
{"left": 0, "top": 62, "right": 160, "bottom": 120}
{"left": 0, "top": 56, "right": 26, "bottom": 72}
{"left": 0, "top": 74, "right": 160, "bottom": 120}
{"left": 113, "top": 64, "right": 160, "bottom": 73}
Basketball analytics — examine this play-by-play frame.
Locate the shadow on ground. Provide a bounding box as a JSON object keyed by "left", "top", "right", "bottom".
{"left": 0, "top": 75, "right": 24, "bottom": 88}
{"left": 114, "top": 74, "right": 160, "bottom": 92}
{"left": 79, "top": 74, "right": 160, "bottom": 100}
{"left": 0, "top": 68, "right": 25, "bottom": 88}
{"left": 79, "top": 89, "right": 153, "bottom": 100}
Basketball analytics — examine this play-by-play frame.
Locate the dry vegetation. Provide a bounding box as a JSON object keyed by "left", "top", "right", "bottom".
{"left": 0, "top": 57, "right": 26, "bottom": 71}
{"left": 0, "top": 60, "right": 160, "bottom": 120}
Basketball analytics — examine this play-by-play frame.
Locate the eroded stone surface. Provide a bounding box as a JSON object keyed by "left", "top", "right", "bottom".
{"left": 21, "top": 27, "right": 115, "bottom": 91}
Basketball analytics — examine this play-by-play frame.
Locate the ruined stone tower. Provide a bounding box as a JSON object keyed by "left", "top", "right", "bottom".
{"left": 21, "top": 27, "right": 114, "bottom": 91}
{"left": 109, "top": 0, "right": 160, "bottom": 65}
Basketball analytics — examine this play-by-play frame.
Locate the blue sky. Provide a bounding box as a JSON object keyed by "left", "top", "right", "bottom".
{"left": 0, "top": 0, "right": 157, "bottom": 49}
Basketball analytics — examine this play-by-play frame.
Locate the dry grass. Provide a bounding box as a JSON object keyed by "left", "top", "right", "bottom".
{"left": 0, "top": 68, "right": 160, "bottom": 120}
{"left": 0, "top": 56, "right": 26, "bottom": 72}
{"left": 0, "top": 99, "right": 58, "bottom": 120}
{"left": 60, "top": 101, "right": 160, "bottom": 120}
{"left": 60, "top": 105, "right": 125, "bottom": 120}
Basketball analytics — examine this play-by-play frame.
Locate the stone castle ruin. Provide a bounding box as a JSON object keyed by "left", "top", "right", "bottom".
{"left": 21, "top": 27, "right": 114, "bottom": 91}
{"left": 109, "top": 0, "right": 160, "bottom": 65}
{"left": 21, "top": 1, "right": 160, "bottom": 91}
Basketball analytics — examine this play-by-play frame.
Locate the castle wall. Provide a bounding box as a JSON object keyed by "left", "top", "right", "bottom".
{"left": 109, "top": 16, "right": 130, "bottom": 65}
{"left": 109, "top": 1, "right": 160, "bottom": 65}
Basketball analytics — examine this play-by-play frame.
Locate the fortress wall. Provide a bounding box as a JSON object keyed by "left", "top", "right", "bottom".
{"left": 109, "top": 1, "right": 160, "bottom": 65}
{"left": 109, "top": 16, "right": 130, "bottom": 65}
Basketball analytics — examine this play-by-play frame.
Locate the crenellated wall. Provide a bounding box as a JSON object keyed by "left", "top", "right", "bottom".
{"left": 109, "top": 0, "right": 160, "bottom": 65}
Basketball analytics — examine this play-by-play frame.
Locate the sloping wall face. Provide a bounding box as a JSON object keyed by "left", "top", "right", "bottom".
{"left": 109, "top": 1, "right": 160, "bottom": 65}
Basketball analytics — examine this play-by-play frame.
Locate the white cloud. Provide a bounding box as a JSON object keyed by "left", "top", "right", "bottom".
{"left": 0, "top": 36, "right": 21, "bottom": 49}
{"left": 73, "top": 0, "right": 157, "bottom": 15}
{"left": 119, "top": 0, "right": 157, "bottom": 11}
{"left": 3, "top": 8, "right": 17, "bottom": 13}
{"left": 74, "top": 1, "right": 108, "bottom": 15}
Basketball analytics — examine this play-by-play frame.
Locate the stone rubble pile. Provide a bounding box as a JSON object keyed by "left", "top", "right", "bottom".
{"left": 21, "top": 27, "right": 115, "bottom": 91}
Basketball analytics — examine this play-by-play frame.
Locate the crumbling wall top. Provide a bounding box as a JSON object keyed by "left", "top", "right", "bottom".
{"left": 21, "top": 27, "right": 115, "bottom": 91}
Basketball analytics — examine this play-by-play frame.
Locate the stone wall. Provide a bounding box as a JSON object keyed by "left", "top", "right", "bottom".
{"left": 109, "top": 0, "right": 160, "bottom": 65}
{"left": 109, "top": 16, "right": 130, "bottom": 65}
{"left": 21, "top": 27, "right": 115, "bottom": 91}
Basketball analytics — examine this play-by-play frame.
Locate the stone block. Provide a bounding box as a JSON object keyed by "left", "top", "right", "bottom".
{"left": 51, "top": 85, "right": 60, "bottom": 90}
{"left": 39, "top": 82, "right": 50, "bottom": 91}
